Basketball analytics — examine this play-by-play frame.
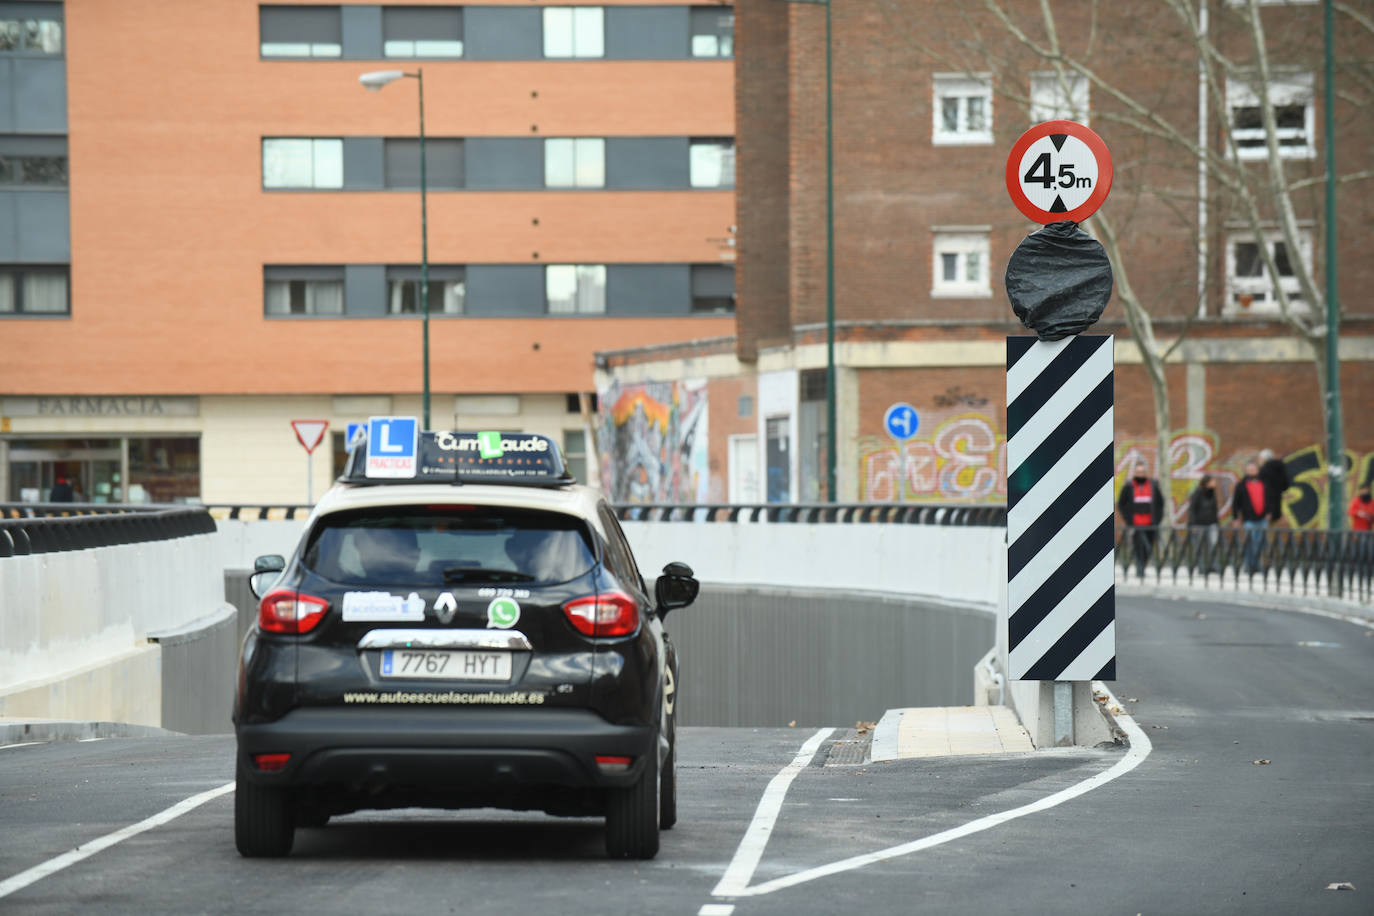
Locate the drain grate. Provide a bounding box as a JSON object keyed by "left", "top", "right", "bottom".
{"left": 825, "top": 728, "right": 872, "bottom": 766}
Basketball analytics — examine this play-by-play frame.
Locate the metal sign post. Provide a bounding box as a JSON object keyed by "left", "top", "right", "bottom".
{"left": 290, "top": 419, "right": 329, "bottom": 505}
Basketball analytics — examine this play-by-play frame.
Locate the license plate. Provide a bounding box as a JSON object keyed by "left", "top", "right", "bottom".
{"left": 380, "top": 649, "right": 511, "bottom": 681}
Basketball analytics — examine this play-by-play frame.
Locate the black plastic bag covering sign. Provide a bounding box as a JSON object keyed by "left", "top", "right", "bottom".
{"left": 1004, "top": 220, "right": 1114, "bottom": 341}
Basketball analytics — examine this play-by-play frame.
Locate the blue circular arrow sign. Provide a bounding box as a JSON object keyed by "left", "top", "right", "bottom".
{"left": 883, "top": 403, "right": 920, "bottom": 441}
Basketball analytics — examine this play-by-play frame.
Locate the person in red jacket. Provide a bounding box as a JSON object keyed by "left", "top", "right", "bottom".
{"left": 1117, "top": 460, "right": 1164, "bottom": 578}
{"left": 1350, "top": 484, "right": 1374, "bottom": 532}
{"left": 1231, "top": 461, "right": 1269, "bottom": 574}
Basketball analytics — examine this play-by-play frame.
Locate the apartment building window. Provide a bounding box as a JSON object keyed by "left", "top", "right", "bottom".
{"left": 546, "top": 265, "right": 606, "bottom": 314}
{"left": 0, "top": 266, "right": 69, "bottom": 315}
{"left": 563, "top": 430, "right": 588, "bottom": 482}
{"left": 1227, "top": 73, "right": 1315, "bottom": 160}
{"left": 385, "top": 139, "right": 463, "bottom": 189}
{"left": 689, "top": 138, "right": 735, "bottom": 189}
{"left": 263, "top": 139, "right": 343, "bottom": 189}
{"left": 690, "top": 7, "right": 734, "bottom": 58}
{"left": 932, "top": 231, "right": 991, "bottom": 297}
{"left": 1030, "top": 72, "right": 1089, "bottom": 124}
{"left": 384, "top": 6, "right": 463, "bottom": 58}
{"left": 1226, "top": 229, "right": 1311, "bottom": 313}
{"left": 932, "top": 74, "right": 993, "bottom": 145}
{"left": 0, "top": 16, "right": 62, "bottom": 54}
{"left": 690, "top": 264, "right": 735, "bottom": 313}
{"left": 386, "top": 266, "right": 465, "bottom": 315}
{"left": 264, "top": 267, "right": 345, "bottom": 316}
{"left": 259, "top": 6, "right": 342, "bottom": 57}
{"left": 543, "top": 6, "right": 603, "bottom": 58}
{"left": 0, "top": 153, "right": 66, "bottom": 186}
{"left": 545, "top": 138, "right": 605, "bottom": 188}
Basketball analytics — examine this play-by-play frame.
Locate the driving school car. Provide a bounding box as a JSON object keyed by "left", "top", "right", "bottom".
{"left": 233, "top": 425, "right": 699, "bottom": 860}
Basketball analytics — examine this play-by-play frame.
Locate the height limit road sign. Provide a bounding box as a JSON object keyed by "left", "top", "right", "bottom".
{"left": 1005, "top": 120, "right": 1113, "bottom": 224}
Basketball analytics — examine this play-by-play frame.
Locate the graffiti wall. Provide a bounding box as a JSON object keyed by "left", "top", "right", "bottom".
{"left": 857, "top": 407, "right": 1372, "bottom": 528}
{"left": 859, "top": 411, "right": 1007, "bottom": 503}
{"left": 596, "top": 379, "right": 709, "bottom": 504}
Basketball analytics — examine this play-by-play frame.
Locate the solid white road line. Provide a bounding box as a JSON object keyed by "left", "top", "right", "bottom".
{"left": 720, "top": 682, "right": 1151, "bottom": 899}
{"left": 0, "top": 742, "right": 42, "bottom": 751}
{"left": 710, "top": 728, "right": 835, "bottom": 898}
{"left": 0, "top": 781, "right": 235, "bottom": 901}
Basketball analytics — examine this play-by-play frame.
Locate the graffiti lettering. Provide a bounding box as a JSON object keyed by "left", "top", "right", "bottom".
{"left": 860, "top": 412, "right": 1005, "bottom": 503}
{"left": 596, "top": 379, "right": 709, "bottom": 504}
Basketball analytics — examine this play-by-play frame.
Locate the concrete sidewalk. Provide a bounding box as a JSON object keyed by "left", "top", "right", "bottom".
{"left": 870, "top": 706, "right": 1034, "bottom": 761}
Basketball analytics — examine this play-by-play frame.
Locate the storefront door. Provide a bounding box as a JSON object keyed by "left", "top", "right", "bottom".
{"left": 6, "top": 442, "right": 122, "bottom": 503}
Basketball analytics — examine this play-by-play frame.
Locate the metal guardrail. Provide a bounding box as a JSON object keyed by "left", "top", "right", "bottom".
{"left": 613, "top": 502, "right": 1008, "bottom": 526}
{"left": 0, "top": 506, "right": 216, "bottom": 557}
{"left": 1115, "top": 525, "right": 1374, "bottom": 604}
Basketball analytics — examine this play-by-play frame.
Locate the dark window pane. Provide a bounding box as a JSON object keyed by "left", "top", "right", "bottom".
{"left": 20, "top": 156, "right": 67, "bottom": 186}
{"left": 260, "top": 5, "right": 342, "bottom": 56}
{"left": 1275, "top": 104, "right": 1305, "bottom": 130}
{"left": 127, "top": 437, "right": 201, "bottom": 504}
{"left": 1274, "top": 242, "right": 1293, "bottom": 276}
{"left": 1233, "top": 105, "right": 1263, "bottom": 130}
{"left": 385, "top": 138, "right": 463, "bottom": 189}
{"left": 1233, "top": 242, "right": 1262, "bottom": 277}
{"left": 384, "top": 6, "right": 463, "bottom": 57}
{"left": 690, "top": 6, "right": 733, "bottom": 57}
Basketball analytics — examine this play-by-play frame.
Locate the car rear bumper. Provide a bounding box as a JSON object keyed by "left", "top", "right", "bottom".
{"left": 235, "top": 706, "right": 656, "bottom": 793}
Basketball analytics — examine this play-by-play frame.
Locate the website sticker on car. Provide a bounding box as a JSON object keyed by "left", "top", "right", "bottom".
{"left": 486, "top": 596, "right": 521, "bottom": 629}
{"left": 342, "top": 590, "right": 427, "bottom": 622}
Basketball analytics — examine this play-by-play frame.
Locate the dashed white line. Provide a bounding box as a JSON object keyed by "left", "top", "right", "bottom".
{"left": 711, "top": 682, "right": 1152, "bottom": 899}
{"left": 697, "top": 905, "right": 735, "bottom": 916}
{"left": 0, "top": 781, "right": 234, "bottom": 901}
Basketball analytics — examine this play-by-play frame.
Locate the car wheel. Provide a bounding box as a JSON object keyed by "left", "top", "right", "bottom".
{"left": 660, "top": 724, "right": 678, "bottom": 830}
{"left": 234, "top": 761, "right": 294, "bottom": 858}
{"left": 605, "top": 738, "right": 660, "bottom": 859}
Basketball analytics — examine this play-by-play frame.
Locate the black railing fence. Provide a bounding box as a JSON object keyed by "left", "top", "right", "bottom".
{"left": 0, "top": 506, "right": 216, "bottom": 557}
{"left": 1116, "top": 525, "right": 1374, "bottom": 603}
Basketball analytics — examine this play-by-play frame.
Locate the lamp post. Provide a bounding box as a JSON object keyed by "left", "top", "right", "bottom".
{"left": 360, "top": 68, "right": 431, "bottom": 429}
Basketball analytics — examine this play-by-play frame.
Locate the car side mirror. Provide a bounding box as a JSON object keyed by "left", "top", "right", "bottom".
{"left": 655, "top": 561, "right": 699, "bottom": 616}
{"left": 249, "top": 554, "right": 286, "bottom": 599}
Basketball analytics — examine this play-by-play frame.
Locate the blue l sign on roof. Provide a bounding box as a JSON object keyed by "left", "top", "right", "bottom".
{"left": 346, "top": 423, "right": 365, "bottom": 448}
{"left": 883, "top": 403, "right": 920, "bottom": 441}
{"left": 365, "top": 416, "right": 418, "bottom": 479}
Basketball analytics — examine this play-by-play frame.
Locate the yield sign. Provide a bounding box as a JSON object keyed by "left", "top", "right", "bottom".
{"left": 290, "top": 419, "right": 329, "bottom": 454}
{"left": 1005, "top": 119, "right": 1113, "bottom": 224}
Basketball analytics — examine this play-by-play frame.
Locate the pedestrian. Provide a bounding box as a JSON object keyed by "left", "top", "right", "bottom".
{"left": 48, "top": 476, "right": 75, "bottom": 502}
{"left": 1231, "top": 461, "right": 1269, "bottom": 574}
{"left": 1257, "top": 449, "right": 1291, "bottom": 525}
{"left": 1118, "top": 460, "right": 1164, "bottom": 579}
{"left": 1350, "top": 484, "right": 1374, "bottom": 571}
{"left": 1187, "top": 473, "right": 1221, "bottom": 573}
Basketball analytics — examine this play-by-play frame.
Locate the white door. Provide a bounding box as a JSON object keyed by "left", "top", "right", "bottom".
{"left": 728, "top": 434, "right": 759, "bottom": 503}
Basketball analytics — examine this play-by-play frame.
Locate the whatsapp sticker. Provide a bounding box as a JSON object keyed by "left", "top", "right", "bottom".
{"left": 486, "top": 596, "right": 521, "bottom": 629}
{"left": 477, "top": 430, "right": 504, "bottom": 459}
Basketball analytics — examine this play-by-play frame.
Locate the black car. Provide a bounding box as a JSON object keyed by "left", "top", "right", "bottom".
{"left": 233, "top": 430, "right": 698, "bottom": 859}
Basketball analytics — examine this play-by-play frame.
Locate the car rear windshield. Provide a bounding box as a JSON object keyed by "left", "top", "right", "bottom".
{"left": 303, "top": 506, "right": 597, "bottom": 587}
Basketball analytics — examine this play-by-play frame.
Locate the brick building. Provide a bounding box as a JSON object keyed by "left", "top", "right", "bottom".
{"left": 0, "top": 0, "right": 736, "bottom": 505}
{"left": 593, "top": 0, "right": 1374, "bottom": 528}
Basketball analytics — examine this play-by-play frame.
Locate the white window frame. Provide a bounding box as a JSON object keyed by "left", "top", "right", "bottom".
{"left": 1223, "top": 227, "right": 1312, "bottom": 316}
{"left": 543, "top": 6, "right": 604, "bottom": 59}
{"left": 1029, "top": 71, "right": 1090, "bottom": 124}
{"left": 262, "top": 138, "right": 343, "bottom": 189}
{"left": 544, "top": 138, "right": 605, "bottom": 189}
{"left": 1226, "top": 72, "right": 1315, "bottom": 161}
{"left": 546, "top": 264, "right": 607, "bottom": 314}
{"left": 932, "top": 73, "right": 993, "bottom": 146}
{"left": 931, "top": 230, "right": 991, "bottom": 298}
{"left": 689, "top": 139, "right": 735, "bottom": 189}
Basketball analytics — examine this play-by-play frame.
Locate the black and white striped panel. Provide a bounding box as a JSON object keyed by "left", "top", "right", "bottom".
{"left": 1006, "top": 335, "right": 1116, "bottom": 681}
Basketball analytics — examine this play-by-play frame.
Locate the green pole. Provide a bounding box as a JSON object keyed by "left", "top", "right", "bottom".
{"left": 1323, "top": 0, "right": 1343, "bottom": 528}
{"left": 824, "top": 0, "right": 835, "bottom": 502}
{"left": 417, "top": 69, "right": 431, "bottom": 431}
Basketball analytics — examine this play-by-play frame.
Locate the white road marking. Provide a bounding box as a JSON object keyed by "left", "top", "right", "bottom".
{"left": 711, "top": 728, "right": 834, "bottom": 897}
{"left": 713, "top": 683, "right": 1152, "bottom": 899}
{"left": 0, "top": 742, "right": 42, "bottom": 751}
{"left": 0, "top": 781, "right": 234, "bottom": 901}
{"left": 698, "top": 906, "right": 736, "bottom": 916}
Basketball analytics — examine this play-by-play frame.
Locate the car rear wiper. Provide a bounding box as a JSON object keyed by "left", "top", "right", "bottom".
{"left": 441, "top": 567, "right": 536, "bottom": 583}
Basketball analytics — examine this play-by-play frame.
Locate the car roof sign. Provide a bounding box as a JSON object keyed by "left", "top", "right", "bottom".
{"left": 342, "top": 430, "right": 573, "bottom": 487}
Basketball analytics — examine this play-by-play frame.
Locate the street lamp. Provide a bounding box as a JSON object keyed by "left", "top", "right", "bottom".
{"left": 359, "top": 68, "right": 431, "bottom": 430}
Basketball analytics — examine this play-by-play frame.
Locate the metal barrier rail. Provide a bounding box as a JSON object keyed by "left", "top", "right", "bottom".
{"left": 0, "top": 507, "right": 216, "bottom": 557}
{"left": 1115, "top": 525, "right": 1374, "bottom": 604}
{"left": 613, "top": 502, "right": 1008, "bottom": 526}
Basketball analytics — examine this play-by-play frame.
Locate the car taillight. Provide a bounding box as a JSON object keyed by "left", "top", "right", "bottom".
{"left": 253, "top": 753, "right": 291, "bottom": 772}
{"left": 563, "top": 592, "right": 640, "bottom": 637}
{"left": 259, "top": 589, "right": 329, "bottom": 634}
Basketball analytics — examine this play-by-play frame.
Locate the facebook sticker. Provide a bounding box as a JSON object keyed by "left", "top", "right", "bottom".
{"left": 883, "top": 403, "right": 920, "bottom": 441}
{"left": 365, "top": 416, "right": 418, "bottom": 479}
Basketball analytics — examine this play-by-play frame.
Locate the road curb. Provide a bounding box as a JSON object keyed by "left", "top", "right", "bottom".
{"left": 0, "top": 719, "right": 179, "bottom": 746}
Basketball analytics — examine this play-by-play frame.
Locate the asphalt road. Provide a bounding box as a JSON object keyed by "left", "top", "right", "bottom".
{"left": 1, "top": 593, "right": 1371, "bottom": 915}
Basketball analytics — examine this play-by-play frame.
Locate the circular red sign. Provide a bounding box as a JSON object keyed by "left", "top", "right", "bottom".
{"left": 1005, "top": 120, "right": 1113, "bottom": 224}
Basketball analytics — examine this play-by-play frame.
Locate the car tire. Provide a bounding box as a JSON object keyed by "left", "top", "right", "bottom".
{"left": 660, "top": 726, "right": 678, "bottom": 830}
{"left": 234, "top": 762, "right": 295, "bottom": 858}
{"left": 605, "top": 739, "right": 660, "bottom": 860}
